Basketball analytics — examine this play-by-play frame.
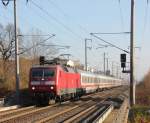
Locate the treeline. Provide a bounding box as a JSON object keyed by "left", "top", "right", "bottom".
{"left": 0, "top": 23, "right": 56, "bottom": 91}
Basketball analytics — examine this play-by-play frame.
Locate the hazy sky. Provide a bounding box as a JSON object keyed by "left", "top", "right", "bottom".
{"left": 0, "top": 0, "right": 150, "bottom": 80}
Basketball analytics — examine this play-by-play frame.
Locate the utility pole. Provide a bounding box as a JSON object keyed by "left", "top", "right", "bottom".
{"left": 85, "top": 39, "right": 92, "bottom": 71}
{"left": 116, "top": 65, "right": 119, "bottom": 78}
{"left": 103, "top": 52, "right": 106, "bottom": 75}
{"left": 112, "top": 61, "right": 114, "bottom": 76}
{"left": 2, "top": 0, "right": 20, "bottom": 104}
{"left": 14, "top": 0, "right": 20, "bottom": 104}
{"left": 130, "top": 0, "right": 135, "bottom": 106}
{"left": 85, "top": 39, "right": 87, "bottom": 71}
{"left": 106, "top": 58, "right": 109, "bottom": 73}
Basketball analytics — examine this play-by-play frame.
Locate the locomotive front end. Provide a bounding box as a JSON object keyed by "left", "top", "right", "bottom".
{"left": 29, "top": 66, "right": 57, "bottom": 103}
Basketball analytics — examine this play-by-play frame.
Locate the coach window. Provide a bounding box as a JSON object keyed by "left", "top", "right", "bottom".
{"left": 83, "top": 76, "right": 86, "bottom": 83}
{"left": 85, "top": 77, "right": 87, "bottom": 83}
{"left": 83, "top": 77, "right": 85, "bottom": 83}
{"left": 97, "top": 78, "right": 99, "bottom": 83}
{"left": 85, "top": 77, "right": 88, "bottom": 83}
{"left": 95, "top": 78, "right": 97, "bottom": 83}
{"left": 96, "top": 78, "right": 98, "bottom": 83}
{"left": 82, "top": 76, "right": 86, "bottom": 83}
{"left": 82, "top": 76, "right": 84, "bottom": 82}
{"left": 90, "top": 77, "right": 92, "bottom": 83}
{"left": 86, "top": 77, "right": 88, "bottom": 83}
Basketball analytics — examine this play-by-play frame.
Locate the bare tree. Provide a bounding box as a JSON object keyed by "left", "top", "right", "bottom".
{"left": 0, "top": 24, "right": 15, "bottom": 88}
{"left": 0, "top": 24, "right": 15, "bottom": 61}
{"left": 22, "top": 29, "right": 58, "bottom": 63}
{"left": 0, "top": 23, "right": 23, "bottom": 90}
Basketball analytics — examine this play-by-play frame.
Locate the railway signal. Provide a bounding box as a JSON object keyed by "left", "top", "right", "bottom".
{"left": 120, "top": 54, "right": 126, "bottom": 68}
{"left": 39, "top": 56, "right": 45, "bottom": 65}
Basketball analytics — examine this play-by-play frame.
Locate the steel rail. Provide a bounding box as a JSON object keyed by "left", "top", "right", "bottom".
{"left": 35, "top": 93, "right": 113, "bottom": 123}
{"left": 0, "top": 106, "right": 35, "bottom": 118}
{"left": 0, "top": 103, "right": 58, "bottom": 123}
{"left": 63, "top": 101, "right": 106, "bottom": 123}
{"left": 35, "top": 100, "right": 93, "bottom": 123}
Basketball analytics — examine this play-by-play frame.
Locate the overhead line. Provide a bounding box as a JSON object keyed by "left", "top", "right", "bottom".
{"left": 47, "top": 0, "right": 90, "bottom": 35}
{"left": 18, "top": 34, "right": 53, "bottom": 37}
{"left": 91, "top": 32, "right": 130, "bottom": 35}
{"left": 19, "top": 34, "right": 55, "bottom": 55}
{"left": 5, "top": 5, "right": 52, "bottom": 36}
{"left": 41, "top": 44, "right": 70, "bottom": 48}
{"left": 30, "top": 0, "right": 83, "bottom": 40}
{"left": 28, "top": 5, "right": 83, "bottom": 57}
{"left": 90, "top": 33, "right": 129, "bottom": 54}
{"left": 118, "top": 0, "right": 125, "bottom": 33}
{"left": 29, "top": 0, "right": 85, "bottom": 61}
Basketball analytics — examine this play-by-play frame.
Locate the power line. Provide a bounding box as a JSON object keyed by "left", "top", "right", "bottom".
{"left": 91, "top": 32, "right": 130, "bottom": 35}
{"left": 47, "top": 0, "right": 68, "bottom": 19}
{"left": 30, "top": 0, "right": 83, "bottom": 40}
{"left": 19, "top": 34, "right": 55, "bottom": 55}
{"left": 41, "top": 44, "right": 70, "bottom": 49}
{"left": 90, "top": 33, "right": 129, "bottom": 54}
{"left": 118, "top": 0, "right": 125, "bottom": 33}
{"left": 47, "top": 0, "right": 90, "bottom": 35}
{"left": 28, "top": 0, "right": 85, "bottom": 62}
{"left": 3, "top": 3, "right": 51, "bottom": 35}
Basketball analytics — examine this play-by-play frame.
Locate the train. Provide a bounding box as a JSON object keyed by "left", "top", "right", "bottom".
{"left": 29, "top": 57, "right": 123, "bottom": 105}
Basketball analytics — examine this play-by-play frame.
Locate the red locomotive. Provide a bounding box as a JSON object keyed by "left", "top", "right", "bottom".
{"left": 29, "top": 57, "right": 122, "bottom": 105}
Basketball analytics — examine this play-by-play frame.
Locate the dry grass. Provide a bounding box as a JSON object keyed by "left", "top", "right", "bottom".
{"left": 0, "top": 58, "right": 38, "bottom": 95}
{"left": 136, "top": 70, "right": 150, "bottom": 106}
{"left": 128, "top": 70, "right": 150, "bottom": 123}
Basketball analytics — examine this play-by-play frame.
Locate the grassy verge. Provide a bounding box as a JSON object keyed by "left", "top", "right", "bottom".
{"left": 128, "top": 105, "right": 150, "bottom": 123}
{"left": 128, "top": 80, "right": 150, "bottom": 123}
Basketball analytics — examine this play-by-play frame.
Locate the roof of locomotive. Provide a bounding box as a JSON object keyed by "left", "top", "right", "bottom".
{"left": 31, "top": 64, "right": 77, "bottom": 73}
{"left": 31, "top": 64, "right": 59, "bottom": 68}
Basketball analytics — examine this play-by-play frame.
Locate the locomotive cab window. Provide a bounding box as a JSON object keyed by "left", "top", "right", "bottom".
{"left": 31, "top": 68, "right": 55, "bottom": 78}
{"left": 44, "top": 69, "right": 55, "bottom": 77}
{"left": 31, "top": 69, "right": 43, "bottom": 78}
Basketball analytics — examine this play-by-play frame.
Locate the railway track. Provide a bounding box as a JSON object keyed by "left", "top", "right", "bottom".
{"left": 36, "top": 99, "right": 106, "bottom": 123}
{"left": 0, "top": 86, "right": 127, "bottom": 123}
{"left": 0, "top": 106, "right": 35, "bottom": 119}
{"left": 34, "top": 88, "right": 124, "bottom": 123}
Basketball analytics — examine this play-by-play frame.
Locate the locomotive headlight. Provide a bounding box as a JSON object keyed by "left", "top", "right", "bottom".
{"left": 50, "top": 86, "right": 54, "bottom": 90}
{"left": 32, "top": 86, "right": 35, "bottom": 90}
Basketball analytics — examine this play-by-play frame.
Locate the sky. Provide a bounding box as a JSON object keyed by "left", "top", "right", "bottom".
{"left": 0, "top": 0, "right": 150, "bottom": 81}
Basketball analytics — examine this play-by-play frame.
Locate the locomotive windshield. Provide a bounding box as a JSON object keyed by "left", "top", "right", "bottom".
{"left": 44, "top": 69, "right": 55, "bottom": 77}
{"left": 31, "top": 68, "right": 55, "bottom": 78}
